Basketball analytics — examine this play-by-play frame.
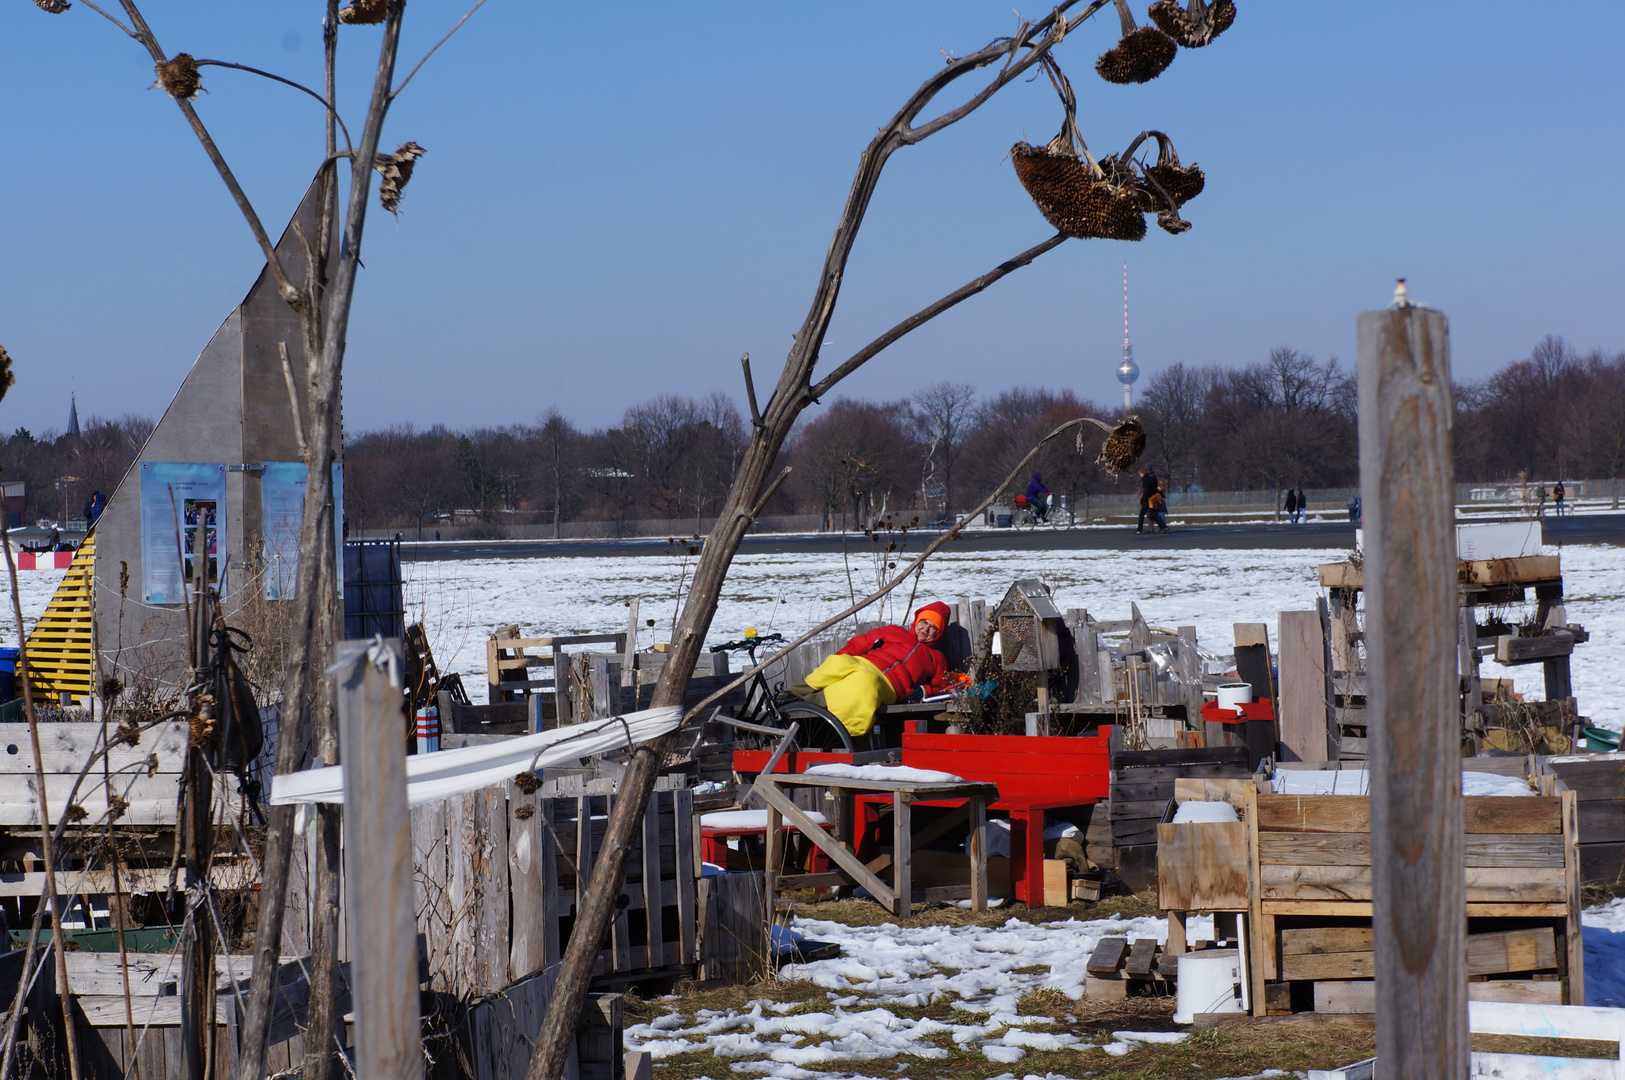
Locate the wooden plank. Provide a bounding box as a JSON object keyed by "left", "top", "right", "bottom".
{"left": 540, "top": 795, "right": 562, "bottom": 968}
{"left": 1157, "top": 820, "right": 1250, "bottom": 911}
{"left": 334, "top": 637, "right": 422, "bottom": 1080}
{"left": 1110, "top": 798, "right": 1174, "bottom": 820}
{"left": 1123, "top": 938, "right": 1158, "bottom": 978}
{"left": 969, "top": 797, "right": 988, "bottom": 913}
{"left": 411, "top": 801, "right": 452, "bottom": 993}
{"left": 1284, "top": 951, "right": 1374, "bottom": 981}
{"left": 1564, "top": 788, "right": 1585, "bottom": 1006}
{"left": 1468, "top": 980, "right": 1563, "bottom": 1005}
{"left": 509, "top": 782, "right": 544, "bottom": 982}
{"left": 1465, "top": 555, "right": 1561, "bottom": 587}
{"left": 752, "top": 778, "right": 894, "bottom": 908}
{"left": 1042, "top": 859, "right": 1069, "bottom": 908}
{"left": 893, "top": 794, "right": 912, "bottom": 919}
{"left": 641, "top": 789, "right": 665, "bottom": 971}
{"left": 1466, "top": 928, "right": 1556, "bottom": 975}
{"left": 673, "top": 787, "right": 696, "bottom": 965}
{"left": 1259, "top": 865, "right": 1565, "bottom": 903}
{"left": 1281, "top": 927, "right": 1374, "bottom": 955}
{"left": 448, "top": 790, "right": 479, "bottom": 998}
{"left": 1314, "top": 980, "right": 1375, "bottom": 1014}
{"left": 1357, "top": 301, "right": 1465, "bottom": 1074}
{"left": 1086, "top": 936, "right": 1128, "bottom": 977}
{"left": 1109, "top": 746, "right": 1251, "bottom": 770}
{"left": 1255, "top": 795, "right": 1560, "bottom": 835}
{"left": 1258, "top": 832, "right": 1565, "bottom": 868}
{"left": 0, "top": 721, "right": 190, "bottom": 774}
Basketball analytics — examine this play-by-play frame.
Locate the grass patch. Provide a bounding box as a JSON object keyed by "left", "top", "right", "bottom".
{"left": 788, "top": 886, "right": 1160, "bottom": 930}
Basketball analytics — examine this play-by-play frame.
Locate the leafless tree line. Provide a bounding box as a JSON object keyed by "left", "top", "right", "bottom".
{"left": 14, "top": 334, "right": 1619, "bottom": 534}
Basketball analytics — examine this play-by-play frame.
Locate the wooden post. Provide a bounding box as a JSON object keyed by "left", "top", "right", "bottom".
{"left": 335, "top": 639, "right": 422, "bottom": 1080}
{"left": 893, "top": 794, "right": 912, "bottom": 918}
{"left": 1357, "top": 291, "right": 1466, "bottom": 1077}
{"left": 621, "top": 601, "right": 640, "bottom": 699}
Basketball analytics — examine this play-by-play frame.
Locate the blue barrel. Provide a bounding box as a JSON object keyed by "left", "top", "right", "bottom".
{"left": 0, "top": 647, "right": 17, "bottom": 706}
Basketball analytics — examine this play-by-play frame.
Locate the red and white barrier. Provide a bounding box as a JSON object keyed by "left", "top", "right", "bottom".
{"left": 9, "top": 552, "right": 75, "bottom": 570}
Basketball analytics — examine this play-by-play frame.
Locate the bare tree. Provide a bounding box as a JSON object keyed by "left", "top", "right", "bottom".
{"left": 25, "top": 2, "right": 490, "bottom": 1075}
{"left": 525, "top": 1, "right": 1228, "bottom": 1073}
{"left": 913, "top": 381, "right": 978, "bottom": 516}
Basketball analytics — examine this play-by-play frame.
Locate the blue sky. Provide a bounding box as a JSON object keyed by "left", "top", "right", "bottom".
{"left": 1, "top": 1, "right": 1620, "bottom": 434}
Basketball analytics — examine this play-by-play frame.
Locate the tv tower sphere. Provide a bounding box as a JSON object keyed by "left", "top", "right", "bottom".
{"left": 1116, "top": 262, "right": 1138, "bottom": 410}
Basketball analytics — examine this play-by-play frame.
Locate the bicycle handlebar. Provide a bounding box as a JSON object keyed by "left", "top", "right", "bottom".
{"left": 709, "top": 633, "right": 786, "bottom": 653}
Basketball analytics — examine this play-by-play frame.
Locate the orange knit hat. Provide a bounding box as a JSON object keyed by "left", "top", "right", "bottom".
{"left": 913, "top": 602, "right": 950, "bottom": 632}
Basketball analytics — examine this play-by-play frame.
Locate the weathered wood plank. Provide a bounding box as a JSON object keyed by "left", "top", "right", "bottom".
{"left": 1086, "top": 936, "right": 1128, "bottom": 977}
{"left": 411, "top": 800, "right": 453, "bottom": 994}
{"left": 1256, "top": 795, "right": 1560, "bottom": 835}
{"left": 1157, "top": 820, "right": 1250, "bottom": 911}
{"left": 509, "top": 782, "right": 544, "bottom": 982}
{"left": 1259, "top": 865, "right": 1565, "bottom": 903}
{"left": 1258, "top": 832, "right": 1565, "bottom": 868}
{"left": 1281, "top": 927, "right": 1374, "bottom": 956}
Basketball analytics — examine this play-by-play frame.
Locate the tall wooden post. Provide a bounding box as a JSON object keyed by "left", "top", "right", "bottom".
{"left": 335, "top": 639, "right": 422, "bottom": 1080}
{"left": 1357, "top": 287, "right": 1466, "bottom": 1078}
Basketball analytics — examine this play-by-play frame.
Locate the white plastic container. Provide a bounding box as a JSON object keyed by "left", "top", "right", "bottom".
{"left": 1216, "top": 682, "right": 1253, "bottom": 711}
{"left": 1173, "top": 949, "right": 1246, "bottom": 1023}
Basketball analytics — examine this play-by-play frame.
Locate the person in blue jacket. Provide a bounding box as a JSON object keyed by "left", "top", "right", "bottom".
{"left": 1024, "top": 472, "right": 1052, "bottom": 522}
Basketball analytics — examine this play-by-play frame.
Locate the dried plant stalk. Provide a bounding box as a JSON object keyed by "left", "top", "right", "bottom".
{"left": 155, "top": 52, "right": 201, "bottom": 99}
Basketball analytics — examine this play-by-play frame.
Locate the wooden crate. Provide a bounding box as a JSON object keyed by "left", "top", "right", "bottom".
{"left": 1110, "top": 745, "right": 1251, "bottom": 890}
{"left": 537, "top": 776, "right": 697, "bottom": 984}
{"left": 1543, "top": 752, "right": 1625, "bottom": 884}
{"left": 1160, "top": 758, "right": 1586, "bottom": 1014}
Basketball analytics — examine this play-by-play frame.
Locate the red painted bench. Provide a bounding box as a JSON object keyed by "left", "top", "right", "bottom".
{"left": 893, "top": 729, "right": 1113, "bottom": 906}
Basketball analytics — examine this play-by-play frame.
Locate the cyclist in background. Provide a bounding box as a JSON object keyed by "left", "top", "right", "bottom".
{"left": 1024, "top": 472, "right": 1052, "bottom": 522}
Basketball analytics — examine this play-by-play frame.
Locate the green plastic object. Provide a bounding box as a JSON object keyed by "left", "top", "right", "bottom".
{"left": 8, "top": 926, "right": 179, "bottom": 953}
{"left": 1584, "top": 727, "right": 1621, "bottom": 752}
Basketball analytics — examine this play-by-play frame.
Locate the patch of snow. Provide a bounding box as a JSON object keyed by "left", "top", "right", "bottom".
{"left": 1172, "top": 801, "right": 1239, "bottom": 824}
{"left": 1273, "top": 770, "right": 1533, "bottom": 797}
{"left": 982, "top": 1045, "right": 1026, "bottom": 1062}
{"left": 803, "top": 764, "right": 965, "bottom": 784}
{"left": 703, "top": 809, "right": 829, "bottom": 829}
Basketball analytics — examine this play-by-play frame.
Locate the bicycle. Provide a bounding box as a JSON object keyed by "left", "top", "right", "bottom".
{"left": 708, "top": 632, "right": 855, "bottom": 753}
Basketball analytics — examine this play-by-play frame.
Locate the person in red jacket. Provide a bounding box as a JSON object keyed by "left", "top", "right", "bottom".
{"left": 795, "top": 602, "right": 952, "bottom": 736}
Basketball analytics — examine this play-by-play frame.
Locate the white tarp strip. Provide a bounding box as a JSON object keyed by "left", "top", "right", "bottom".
{"left": 268, "top": 706, "right": 683, "bottom": 808}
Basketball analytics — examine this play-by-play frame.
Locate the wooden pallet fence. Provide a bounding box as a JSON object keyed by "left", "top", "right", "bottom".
{"left": 459, "top": 963, "right": 625, "bottom": 1080}
{"left": 1108, "top": 745, "right": 1251, "bottom": 890}
{"left": 536, "top": 776, "right": 697, "bottom": 984}
{"left": 695, "top": 871, "right": 769, "bottom": 983}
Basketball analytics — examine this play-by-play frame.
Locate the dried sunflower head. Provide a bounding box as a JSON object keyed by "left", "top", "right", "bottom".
{"left": 338, "top": 0, "right": 387, "bottom": 25}
{"left": 1097, "top": 0, "right": 1177, "bottom": 84}
{"left": 1097, "top": 417, "right": 1147, "bottom": 475}
{"left": 0, "top": 344, "right": 13, "bottom": 406}
{"left": 1147, "top": 0, "right": 1235, "bottom": 48}
{"left": 32, "top": 0, "right": 72, "bottom": 13}
{"left": 374, "top": 141, "right": 425, "bottom": 216}
{"left": 155, "top": 53, "right": 201, "bottom": 99}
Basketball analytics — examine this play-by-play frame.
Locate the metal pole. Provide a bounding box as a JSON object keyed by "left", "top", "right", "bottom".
{"left": 1357, "top": 287, "right": 1467, "bottom": 1078}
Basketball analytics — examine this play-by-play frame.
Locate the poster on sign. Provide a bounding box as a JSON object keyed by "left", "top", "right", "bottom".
{"left": 260, "top": 461, "right": 345, "bottom": 599}
{"left": 140, "top": 463, "right": 226, "bottom": 604}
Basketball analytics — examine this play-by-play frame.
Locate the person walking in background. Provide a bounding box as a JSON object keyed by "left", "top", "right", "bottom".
{"left": 1537, "top": 484, "right": 1548, "bottom": 518}
{"left": 1149, "top": 481, "right": 1169, "bottom": 533}
{"left": 1137, "top": 467, "right": 1158, "bottom": 533}
{"left": 1295, "top": 487, "right": 1308, "bottom": 523}
{"left": 1554, "top": 480, "right": 1566, "bottom": 516}
{"left": 1283, "top": 488, "right": 1298, "bottom": 524}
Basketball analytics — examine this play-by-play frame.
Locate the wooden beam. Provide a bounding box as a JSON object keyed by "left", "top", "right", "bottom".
{"left": 335, "top": 639, "right": 422, "bottom": 1080}
{"left": 752, "top": 778, "right": 894, "bottom": 908}
{"left": 1357, "top": 296, "right": 1467, "bottom": 1075}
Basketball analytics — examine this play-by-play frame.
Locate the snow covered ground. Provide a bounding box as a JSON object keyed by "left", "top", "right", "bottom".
{"left": 4, "top": 540, "right": 1619, "bottom": 726}
{"left": 624, "top": 911, "right": 1183, "bottom": 1077}
{"left": 391, "top": 541, "right": 1623, "bottom": 726}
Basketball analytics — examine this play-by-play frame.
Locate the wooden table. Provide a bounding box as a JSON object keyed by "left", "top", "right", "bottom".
{"left": 754, "top": 771, "right": 998, "bottom": 917}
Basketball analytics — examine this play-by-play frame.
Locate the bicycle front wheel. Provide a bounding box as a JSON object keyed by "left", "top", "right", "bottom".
{"left": 776, "top": 702, "right": 855, "bottom": 754}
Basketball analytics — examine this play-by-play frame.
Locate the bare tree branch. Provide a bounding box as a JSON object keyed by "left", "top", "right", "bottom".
{"left": 74, "top": 0, "right": 136, "bottom": 37}
{"left": 684, "top": 414, "right": 1106, "bottom": 719}
{"left": 391, "top": 0, "right": 490, "bottom": 99}
{"left": 195, "top": 60, "right": 354, "bottom": 149}
{"left": 114, "top": 0, "right": 306, "bottom": 308}
{"left": 810, "top": 232, "right": 1066, "bottom": 401}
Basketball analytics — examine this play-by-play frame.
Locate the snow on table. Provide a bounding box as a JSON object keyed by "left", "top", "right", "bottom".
{"left": 625, "top": 912, "right": 1167, "bottom": 1073}
{"left": 702, "top": 808, "right": 829, "bottom": 829}
{"left": 802, "top": 763, "right": 965, "bottom": 784}
{"left": 395, "top": 542, "right": 1624, "bottom": 729}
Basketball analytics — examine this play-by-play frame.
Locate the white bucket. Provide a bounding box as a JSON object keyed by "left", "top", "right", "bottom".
{"left": 1173, "top": 949, "right": 1245, "bottom": 1023}
{"left": 1216, "top": 682, "right": 1253, "bottom": 711}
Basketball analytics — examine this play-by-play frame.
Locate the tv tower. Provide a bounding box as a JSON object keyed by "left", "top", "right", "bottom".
{"left": 1114, "top": 261, "right": 1139, "bottom": 411}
